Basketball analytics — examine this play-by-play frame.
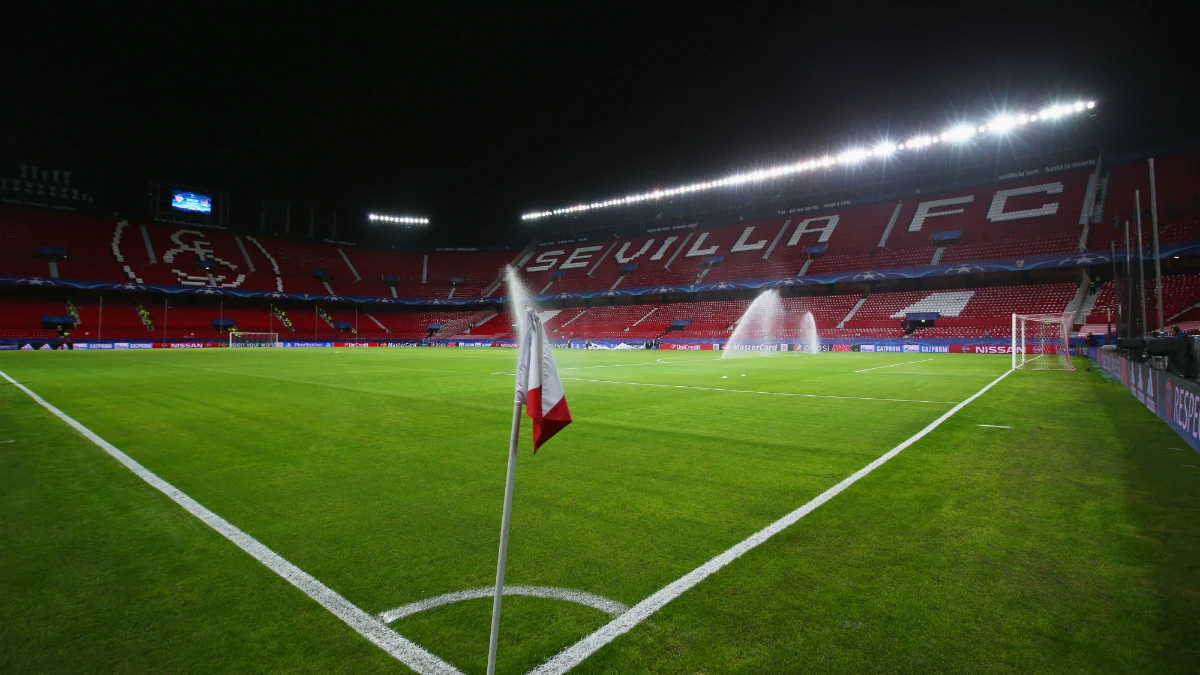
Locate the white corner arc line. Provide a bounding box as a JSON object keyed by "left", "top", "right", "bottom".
{"left": 379, "top": 586, "right": 628, "bottom": 624}
{"left": 0, "top": 370, "right": 462, "bottom": 675}
{"left": 977, "top": 424, "right": 1012, "bottom": 429}
{"left": 854, "top": 358, "right": 933, "bottom": 372}
{"left": 528, "top": 368, "right": 1014, "bottom": 675}
{"left": 560, "top": 377, "right": 958, "bottom": 405}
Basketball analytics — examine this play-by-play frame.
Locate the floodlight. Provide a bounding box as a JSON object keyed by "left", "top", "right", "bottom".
{"left": 368, "top": 213, "right": 429, "bottom": 225}
{"left": 838, "top": 148, "right": 869, "bottom": 164}
{"left": 519, "top": 97, "right": 1099, "bottom": 220}
{"left": 990, "top": 114, "right": 1017, "bottom": 132}
{"left": 943, "top": 125, "right": 974, "bottom": 142}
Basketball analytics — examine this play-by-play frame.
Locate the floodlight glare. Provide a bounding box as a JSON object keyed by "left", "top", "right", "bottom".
{"left": 990, "top": 114, "right": 1017, "bottom": 132}
{"left": 838, "top": 148, "right": 869, "bottom": 164}
{"left": 519, "top": 97, "right": 1098, "bottom": 220}
{"left": 943, "top": 125, "right": 975, "bottom": 142}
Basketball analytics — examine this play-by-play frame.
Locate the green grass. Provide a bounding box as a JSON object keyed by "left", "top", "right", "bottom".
{"left": 0, "top": 348, "right": 1196, "bottom": 674}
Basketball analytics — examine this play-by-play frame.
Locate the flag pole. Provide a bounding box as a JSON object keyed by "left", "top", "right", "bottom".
{"left": 487, "top": 399, "right": 523, "bottom": 675}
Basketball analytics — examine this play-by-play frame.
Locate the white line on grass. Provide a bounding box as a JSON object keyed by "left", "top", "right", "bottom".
{"left": 529, "top": 367, "right": 1014, "bottom": 675}
{"left": 854, "top": 359, "right": 933, "bottom": 372}
{"left": 0, "top": 439, "right": 13, "bottom": 444}
{"left": 977, "top": 424, "right": 1012, "bottom": 429}
{"left": 491, "top": 357, "right": 714, "bottom": 377}
{"left": 864, "top": 371, "right": 999, "bottom": 377}
{"left": 379, "top": 586, "right": 628, "bottom": 623}
{"left": 560, "top": 377, "right": 959, "bottom": 404}
{"left": 561, "top": 362, "right": 673, "bottom": 371}
{"left": 0, "top": 370, "right": 462, "bottom": 675}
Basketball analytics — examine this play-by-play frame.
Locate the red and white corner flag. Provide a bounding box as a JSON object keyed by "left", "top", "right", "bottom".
{"left": 514, "top": 308, "right": 571, "bottom": 451}
{"left": 487, "top": 307, "right": 573, "bottom": 674}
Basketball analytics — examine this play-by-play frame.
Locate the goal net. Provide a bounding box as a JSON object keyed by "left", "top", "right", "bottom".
{"left": 229, "top": 331, "right": 279, "bottom": 348}
{"left": 1011, "top": 313, "right": 1074, "bottom": 371}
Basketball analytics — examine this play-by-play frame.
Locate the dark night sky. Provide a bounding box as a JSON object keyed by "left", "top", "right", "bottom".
{"left": 2, "top": 5, "right": 1195, "bottom": 247}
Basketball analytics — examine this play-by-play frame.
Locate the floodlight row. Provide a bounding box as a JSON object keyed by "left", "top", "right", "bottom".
{"left": 521, "top": 100, "right": 1096, "bottom": 221}
{"left": 368, "top": 213, "right": 430, "bottom": 225}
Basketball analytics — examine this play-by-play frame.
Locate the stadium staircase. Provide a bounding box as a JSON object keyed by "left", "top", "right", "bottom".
{"left": 271, "top": 304, "right": 295, "bottom": 332}
{"left": 135, "top": 300, "right": 153, "bottom": 330}
{"left": 837, "top": 296, "right": 868, "bottom": 328}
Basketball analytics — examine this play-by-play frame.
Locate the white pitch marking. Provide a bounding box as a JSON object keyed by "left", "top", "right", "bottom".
{"left": 529, "top": 368, "right": 1014, "bottom": 675}
{"left": 560, "top": 377, "right": 959, "bottom": 405}
{"left": 561, "top": 358, "right": 715, "bottom": 371}
{"left": 866, "top": 371, "right": 999, "bottom": 377}
{"left": 562, "top": 362, "right": 667, "bottom": 371}
{"left": 0, "top": 370, "right": 462, "bottom": 675}
{"left": 854, "top": 358, "right": 933, "bottom": 373}
{"left": 379, "top": 586, "right": 628, "bottom": 624}
{"left": 1181, "top": 464, "right": 1200, "bottom": 468}
{"left": 1168, "top": 447, "right": 1190, "bottom": 451}
{"left": 977, "top": 424, "right": 1012, "bottom": 429}
{"left": 0, "top": 439, "right": 14, "bottom": 444}
{"left": 491, "top": 358, "right": 712, "bottom": 377}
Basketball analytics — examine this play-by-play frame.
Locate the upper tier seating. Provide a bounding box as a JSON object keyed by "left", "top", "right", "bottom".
{"left": 3, "top": 150, "right": 1199, "bottom": 301}
{"left": 521, "top": 170, "right": 1094, "bottom": 294}
{"left": 1089, "top": 150, "right": 1200, "bottom": 251}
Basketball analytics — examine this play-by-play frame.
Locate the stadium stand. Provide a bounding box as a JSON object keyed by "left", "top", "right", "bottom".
{"left": 2, "top": 149, "right": 1198, "bottom": 343}
{"left": 520, "top": 170, "right": 1096, "bottom": 293}
{"left": 1089, "top": 151, "right": 1200, "bottom": 251}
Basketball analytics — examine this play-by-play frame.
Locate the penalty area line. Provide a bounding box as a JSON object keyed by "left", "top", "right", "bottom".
{"left": 560, "top": 377, "right": 958, "bottom": 405}
{"left": 0, "top": 370, "right": 462, "bottom": 675}
{"left": 529, "top": 367, "right": 1014, "bottom": 675}
{"left": 854, "top": 358, "right": 933, "bottom": 372}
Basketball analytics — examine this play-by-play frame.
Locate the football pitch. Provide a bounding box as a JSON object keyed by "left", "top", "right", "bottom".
{"left": 2, "top": 348, "right": 1198, "bottom": 674}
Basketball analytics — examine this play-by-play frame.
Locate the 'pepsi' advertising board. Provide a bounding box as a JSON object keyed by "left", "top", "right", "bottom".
{"left": 172, "top": 191, "right": 212, "bottom": 214}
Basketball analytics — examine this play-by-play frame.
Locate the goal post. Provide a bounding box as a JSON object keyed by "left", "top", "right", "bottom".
{"left": 1012, "top": 313, "right": 1074, "bottom": 371}
{"left": 229, "top": 331, "right": 280, "bottom": 348}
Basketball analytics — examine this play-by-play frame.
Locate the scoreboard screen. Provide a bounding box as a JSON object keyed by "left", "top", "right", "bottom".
{"left": 171, "top": 191, "right": 212, "bottom": 214}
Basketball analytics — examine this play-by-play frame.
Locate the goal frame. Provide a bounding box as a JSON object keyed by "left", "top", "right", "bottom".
{"left": 1011, "top": 313, "right": 1074, "bottom": 371}
{"left": 228, "top": 331, "right": 280, "bottom": 348}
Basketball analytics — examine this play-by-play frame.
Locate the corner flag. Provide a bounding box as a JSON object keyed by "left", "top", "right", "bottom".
{"left": 514, "top": 308, "right": 572, "bottom": 451}
{"left": 487, "top": 307, "right": 573, "bottom": 674}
